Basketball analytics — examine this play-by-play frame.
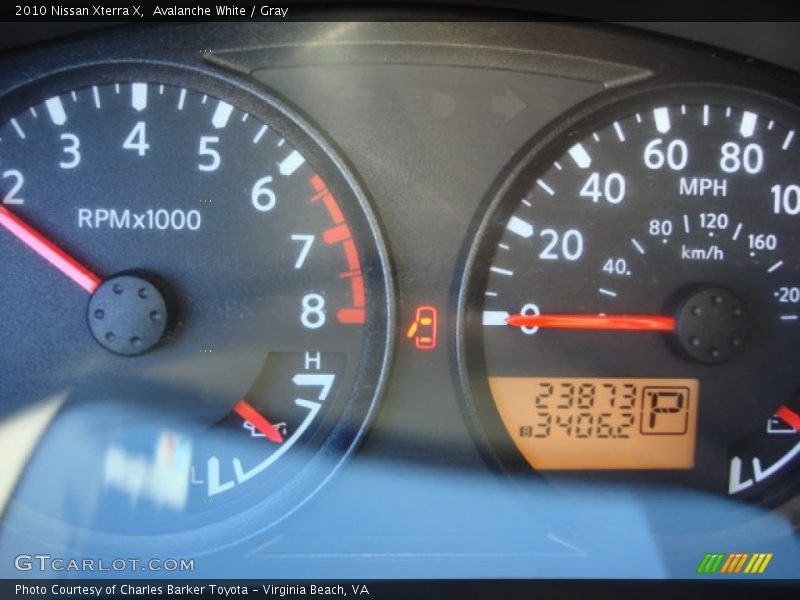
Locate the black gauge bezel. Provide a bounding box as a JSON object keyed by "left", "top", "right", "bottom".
{"left": 0, "top": 59, "right": 396, "bottom": 556}
{"left": 454, "top": 80, "right": 800, "bottom": 512}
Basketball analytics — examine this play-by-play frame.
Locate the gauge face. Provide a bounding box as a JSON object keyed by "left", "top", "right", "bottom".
{"left": 0, "top": 66, "right": 392, "bottom": 549}
{"left": 458, "top": 86, "right": 800, "bottom": 502}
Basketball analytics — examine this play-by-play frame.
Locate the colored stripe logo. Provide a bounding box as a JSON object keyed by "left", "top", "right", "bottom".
{"left": 697, "top": 552, "right": 773, "bottom": 574}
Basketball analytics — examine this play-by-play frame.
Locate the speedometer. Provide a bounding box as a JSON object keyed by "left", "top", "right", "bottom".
{"left": 0, "top": 63, "right": 393, "bottom": 553}
{"left": 457, "top": 86, "right": 800, "bottom": 502}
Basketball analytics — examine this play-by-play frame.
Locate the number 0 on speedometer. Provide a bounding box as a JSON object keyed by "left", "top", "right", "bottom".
{"left": 458, "top": 86, "right": 800, "bottom": 503}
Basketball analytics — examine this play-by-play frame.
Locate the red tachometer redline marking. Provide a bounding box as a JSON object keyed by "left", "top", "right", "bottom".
{"left": 0, "top": 205, "right": 102, "bottom": 293}
{"left": 310, "top": 174, "right": 366, "bottom": 325}
{"left": 776, "top": 405, "right": 800, "bottom": 432}
{"left": 322, "top": 223, "right": 352, "bottom": 244}
{"left": 309, "top": 174, "right": 345, "bottom": 224}
{"left": 505, "top": 313, "right": 676, "bottom": 331}
{"left": 350, "top": 272, "right": 366, "bottom": 307}
{"left": 341, "top": 239, "right": 360, "bottom": 273}
{"left": 337, "top": 307, "right": 366, "bottom": 324}
{"left": 233, "top": 400, "right": 284, "bottom": 444}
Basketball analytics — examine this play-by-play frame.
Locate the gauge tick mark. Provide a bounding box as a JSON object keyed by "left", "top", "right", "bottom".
{"left": 767, "top": 260, "right": 784, "bottom": 273}
{"left": 739, "top": 111, "right": 757, "bottom": 138}
{"left": 45, "top": 96, "right": 67, "bottom": 126}
{"left": 783, "top": 131, "right": 795, "bottom": 150}
{"left": 490, "top": 266, "right": 514, "bottom": 277}
{"left": 536, "top": 179, "right": 555, "bottom": 196}
{"left": 253, "top": 125, "right": 267, "bottom": 144}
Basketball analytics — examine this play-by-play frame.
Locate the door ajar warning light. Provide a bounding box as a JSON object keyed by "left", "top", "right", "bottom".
{"left": 406, "top": 305, "right": 438, "bottom": 350}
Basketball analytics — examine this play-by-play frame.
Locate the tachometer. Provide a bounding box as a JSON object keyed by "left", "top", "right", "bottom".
{"left": 0, "top": 64, "right": 393, "bottom": 552}
{"left": 457, "top": 85, "right": 800, "bottom": 502}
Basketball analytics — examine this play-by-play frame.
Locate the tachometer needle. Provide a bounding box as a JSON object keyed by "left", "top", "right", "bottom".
{"left": 0, "top": 205, "right": 101, "bottom": 293}
{"left": 233, "top": 399, "right": 284, "bottom": 444}
{"left": 505, "top": 313, "right": 676, "bottom": 332}
{"left": 776, "top": 405, "right": 800, "bottom": 432}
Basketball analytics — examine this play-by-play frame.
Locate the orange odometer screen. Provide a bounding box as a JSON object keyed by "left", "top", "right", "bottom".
{"left": 489, "top": 377, "right": 699, "bottom": 470}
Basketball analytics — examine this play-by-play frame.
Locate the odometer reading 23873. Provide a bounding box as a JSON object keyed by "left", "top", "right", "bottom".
{"left": 459, "top": 87, "right": 800, "bottom": 501}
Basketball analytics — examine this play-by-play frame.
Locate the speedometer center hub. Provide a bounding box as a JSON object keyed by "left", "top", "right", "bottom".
{"left": 673, "top": 285, "right": 748, "bottom": 365}
{"left": 459, "top": 89, "right": 800, "bottom": 498}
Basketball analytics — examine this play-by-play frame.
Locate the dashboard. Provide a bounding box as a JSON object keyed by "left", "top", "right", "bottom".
{"left": 0, "top": 16, "right": 799, "bottom": 587}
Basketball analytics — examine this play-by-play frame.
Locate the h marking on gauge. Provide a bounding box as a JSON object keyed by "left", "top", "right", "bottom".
{"left": 304, "top": 351, "right": 322, "bottom": 371}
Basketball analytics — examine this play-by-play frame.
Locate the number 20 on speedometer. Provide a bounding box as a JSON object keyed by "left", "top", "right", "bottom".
{"left": 458, "top": 85, "right": 800, "bottom": 502}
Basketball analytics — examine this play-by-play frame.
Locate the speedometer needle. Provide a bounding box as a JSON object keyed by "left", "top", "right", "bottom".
{"left": 0, "top": 205, "right": 101, "bottom": 293}
{"left": 233, "top": 400, "right": 284, "bottom": 444}
{"left": 505, "top": 313, "right": 676, "bottom": 332}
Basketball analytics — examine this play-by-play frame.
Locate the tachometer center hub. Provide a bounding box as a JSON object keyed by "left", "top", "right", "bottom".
{"left": 87, "top": 274, "right": 169, "bottom": 356}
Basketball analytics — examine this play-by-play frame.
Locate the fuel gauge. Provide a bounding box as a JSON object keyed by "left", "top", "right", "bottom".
{"left": 456, "top": 85, "right": 800, "bottom": 501}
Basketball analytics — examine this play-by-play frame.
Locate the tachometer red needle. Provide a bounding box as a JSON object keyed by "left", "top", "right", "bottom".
{"left": 505, "top": 313, "right": 676, "bottom": 332}
{"left": 776, "top": 405, "right": 800, "bottom": 432}
{"left": 233, "top": 399, "right": 284, "bottom": 444}
{"left": 0, "top": 205, "right": 101, "bottom": 293}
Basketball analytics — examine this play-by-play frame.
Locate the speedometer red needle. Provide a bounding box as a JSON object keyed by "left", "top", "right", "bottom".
{"left": 776, "top": 405, "right": 800, "bottom": 432}
{"left": 0, "top": 205, "right": 101, "bottom": 293}
{"left": 233, "top": 400, "right": 284, "bottom": 444}
{"left": 505, "top": 313, "right": 676, "bottom": 332}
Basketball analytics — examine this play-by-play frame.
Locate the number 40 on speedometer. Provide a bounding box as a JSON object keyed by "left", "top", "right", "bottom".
{"left": 459, "top": 86, "right": 800, "bottom": 502}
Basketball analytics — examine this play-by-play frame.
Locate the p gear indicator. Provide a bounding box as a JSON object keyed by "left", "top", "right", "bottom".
{"left": 640, "top": 387, "right": 691, "bottom": 435}
{"left": 461, "top": 95, "right": 800, "bottom": 498}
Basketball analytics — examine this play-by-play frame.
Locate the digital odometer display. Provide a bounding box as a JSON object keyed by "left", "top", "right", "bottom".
{"left": 459, "top": 87, "right": 800, "bottom": 497}
{"left": 489, "top": 377, "right": 699, "bottom": 469}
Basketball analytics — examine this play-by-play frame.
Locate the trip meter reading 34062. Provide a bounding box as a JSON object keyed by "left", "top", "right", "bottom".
{"left": 458, "top": 86, "right": 800, "bottom": 504}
